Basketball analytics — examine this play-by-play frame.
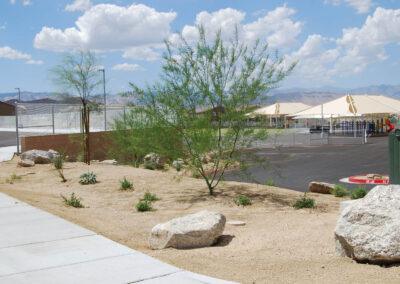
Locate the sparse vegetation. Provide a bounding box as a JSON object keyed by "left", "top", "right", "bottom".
{"left": 79, "top": 172, "right": 97, "bottom": 185}
{"left": 351, "top": 186, "right": 368, "bottom": 199}
{"left": 144, "top": 161, "right": 155, "bottom": 170}
{"left": 61, "top": 193, "right": 84, "bottom": 208}
{"left": 120, "top": 177, "right": 133, "bottom": 191}
{"left": 53, "top": 154, "right": 67, "bottom": 182}
{"left": 265, "top": 179, "right": 275, "bottom": 186}
{"left": 235, "top": 197, "right": 252, "bottom": 206}
{"left": 293, "top": 193, "right": 315, "bottom": 209}
{"left": 331, "top": 184, "right": 348, "bottom": 197}
{"left": 136, "top": 200, "right": 154, "bottom": 212}
{"left": 143, "top": 191, "right": 159, "bottom": 202}
{"left": 6, "top": 173, "right": 22, "bottom": 184}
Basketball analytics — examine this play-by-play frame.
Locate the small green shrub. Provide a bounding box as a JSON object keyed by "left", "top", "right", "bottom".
{"left": 79, "top": 172, "right": 97, "bottom": 185}
{"left": 61, "top": 193, "right": 84, "bottom": 208}
{"left": 235, "top": 197, "right": 252, "bottom": 206}
{"left": 331, "top": 184, "right": 348, "bottom": 197}
{"left": 174, "top": 163, "right": 182, "bottom": 172}
{"left": 53, "top": 154, "right": 64, "bottom": 170}
{"left": 120, "top": 177, "right": 133, "bottom": 191}
{"left": 265, "top": 178, "right": 275, "bottom": 186}
{"left": 190, "top": 169, "right": 201, "bottom": 178}
{"left": 144, "top": 161, "right": 155, "bottom": 170}
{"left": 293, "top": 194, "right": 315, "bottom": 209}
{"left": 136, "top": 200, "right": 154, "bottom": 212}
{"left": 143, "top": 191, "right": 159, "bottom": 202}
{"left": 350, "top": 186, "right": 368, "bottom": 200}
{"left": 57, "top": 169, "right": 67, "bottom": 183}
{"left": 6, "top": 173, "right": 22, "bottom": 184}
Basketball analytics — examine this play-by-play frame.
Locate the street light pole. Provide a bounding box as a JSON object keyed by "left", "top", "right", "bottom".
{"left": 15, "top": 88, "right": 21, "bottom": 101}
{"left": 98, "top": 69, "right": 107, "bottom": 131}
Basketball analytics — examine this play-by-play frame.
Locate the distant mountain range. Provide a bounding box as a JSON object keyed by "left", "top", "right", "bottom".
{"left": 1, "top": 84, "right": 400, "bottom": 106}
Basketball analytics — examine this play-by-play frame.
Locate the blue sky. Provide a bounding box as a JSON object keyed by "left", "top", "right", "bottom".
{"left": 0, "top": 0, "right": 399, "bottom": 95}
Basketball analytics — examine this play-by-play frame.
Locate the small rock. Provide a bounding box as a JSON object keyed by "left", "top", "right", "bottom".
{"left": 309, "top": 181, "right": 334, "bottom": 194}
{"left": 150, "top": 210, "right": 226, "bottom": 249}
{"left": 227, "top": 220, "right": 246, "bottom": 226}
{"left": 18, "top": 159, "right": 35, "bottom": 167}
{"left": 100, "top": 159, "right": 117, "bottom": 165}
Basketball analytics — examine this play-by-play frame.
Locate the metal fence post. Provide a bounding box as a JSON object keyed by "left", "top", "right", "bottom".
{"left": 52, "top": 105, "right": 55, "bottom": 134}
{"left": 15, "top": 103, "right": 20, "bottom": 154}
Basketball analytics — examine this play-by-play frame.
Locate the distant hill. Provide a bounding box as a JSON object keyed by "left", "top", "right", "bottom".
{"left": 2, "top": 84, "right": 400, "bottom": 106}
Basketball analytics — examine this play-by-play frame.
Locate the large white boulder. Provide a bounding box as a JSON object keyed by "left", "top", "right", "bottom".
{"left": 334, "top": 185, "right": 400, "bottom": 263}
{"left": 150, "top": 210, "right": 226, "bottom": 249}
{"left": 20, "top": 149, "right": 57, "bottom": 164}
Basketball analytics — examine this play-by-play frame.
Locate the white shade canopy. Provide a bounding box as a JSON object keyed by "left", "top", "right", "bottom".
{"left": 289, "top": 95, "right": 400, "bottom": 118}
{"left": 250, "top": 102, "right": 311, "bottom": 116}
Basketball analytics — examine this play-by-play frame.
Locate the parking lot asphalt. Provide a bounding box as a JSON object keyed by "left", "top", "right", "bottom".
{"left": 0, "top": 132, "right": 17, "bottom": 147}
{"left": 224, "top": 136, "right": 389, "bottom": 192}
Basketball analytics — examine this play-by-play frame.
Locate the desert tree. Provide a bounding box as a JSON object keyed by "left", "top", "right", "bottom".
{"left": 112, "top": 27, "right": 296, "bottom": 195}
{"left": 50, "top": 50, "right": 102, "bottom": 164}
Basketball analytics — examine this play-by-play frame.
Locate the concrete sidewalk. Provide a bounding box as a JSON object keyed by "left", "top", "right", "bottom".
{"left": 0, "top": 146, "right": 16, "bottom": 162}
{"left": 0, "top": 193, "right": 236, "bottom": 284}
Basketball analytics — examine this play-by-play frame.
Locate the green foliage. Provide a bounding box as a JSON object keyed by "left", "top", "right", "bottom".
{"left": 136, "top": 200, "right": 154, "bottom": 212}
{"left": 53, "top": 154, "right": 64, "bottom": 170}
{"left": 61, "top": 193, "right": 84, "bottom": 208}
{"left": 235, "top": 197, "right": 252, "bottom": 206}
{"left": 6, "top": 173, "right": 22, "bottom": 184}
{"left": 110, "top": 26, "right": 295, "bottom": 195}
{"left": 265, "top": 178, "right": 275, "bottom": 186}
{"left": 190, "top": 169, "right": 201, "bottom": 179}
{"left": 120, "top": 177, "right": 133, "bottom": 191}
{"left": 350, "top": 186, "right": 368, "bottom": 200}
{"left": 332, "top": 184, "right": 348, "bottom": 197}
{"left": 79, "top": 172, "right": 97, "bottom": 185}
{"left": 293, "top": 193, "right": 315, "bottom": 209}
{"left": 144, "top": 161, "right": 155, "bottom": 170}
{"left": 143, "top": 191, "right": 159, "bottom": 202}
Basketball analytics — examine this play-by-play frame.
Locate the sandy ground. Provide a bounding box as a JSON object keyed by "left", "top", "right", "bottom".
{"left": 1, "top": 158, "right": 399, "bottom": 284}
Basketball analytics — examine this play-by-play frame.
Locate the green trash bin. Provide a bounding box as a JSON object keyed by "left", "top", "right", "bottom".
{"left": 389, "top": 130, "right": 400, "bottom": 184}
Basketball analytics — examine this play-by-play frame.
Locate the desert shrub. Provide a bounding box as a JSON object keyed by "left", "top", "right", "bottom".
{"left": 332, "top": 184, "right": 348, "bottom": 197}
{"left": 6, "top": 173, "right": 22, "bottom": 184}
{"left": 265, "top": 178, "right": 275, "bottom": 186}
{"left": 120, "top": 177, "right": 133, "bottom": 191}
{"left": 79, "top": 172, "right": 97, "bottom": 185}
{"left": 350, "top": 186, "right": 368, "bottom": 199}
{"left": 61, "top": 193, "right": 84, "bottom": 208}
{"left": 143, "top": 191, "right": 159, "bottom": 202}
{"left": 293, "top": 194, "right": 315, "bottom": 209}
{"left": 235, "top": 197, "right": 252, "bottom": 206}
{"left": 53, "top": 154, "right": 64, "bottom": 170}
{"left": 144, "top": 161, "right": 155, "bottom": 170}
{"left": 136, "top": 200, "right": 154, "bottom": 212}
{"left": 190, "top": 169, "right": 201, "bottom": 179}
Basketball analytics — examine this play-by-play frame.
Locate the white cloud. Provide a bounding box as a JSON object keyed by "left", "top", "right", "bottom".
{"left": 286, "top": 7, "right": 400, "bottom": 84}
{"left": 23, "top": 0, "right": 31, "bottom": 6}
{"left": 171, "top": 5, "right": 302, "bottom": 50}
{"left": 65, "top": 0, "right": 92, "bottom": 12}
{"left": 35, "top": 3, "right": 176, "bottom": 52}
{"left": 112, "top": 63, "right": 144, "bottom": 71}
{"left": 0, "top": 46, "right": 43, "bottom": 65}
{"left": 324, "top": 0, "right": 375, "bottom": 14}
{"left": 0, "top": 46, "right": 31, "bottom": 59}
{"left": 26, "top": 59, "right": 43, "bottom": 65}
{"left": 10, "top": 0, "right": 16, "bottom": 4}
{"left": 122, "top": 46, "right": 161, "bottom": 61}
{"left": 0, "top": 23, "right": 6, "bottom": 30}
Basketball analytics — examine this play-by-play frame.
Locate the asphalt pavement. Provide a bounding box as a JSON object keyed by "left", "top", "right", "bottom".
{"left": 225, "top": 136, "right": 389, "bottom": 192}
{"left": 0, "top": 132, "right": 17, "bottom": 147}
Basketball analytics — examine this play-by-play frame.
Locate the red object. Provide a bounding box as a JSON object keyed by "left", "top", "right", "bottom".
{"left": 348, "top": 175, "right": 389, "bottom": 184}
{"left": 386, "top": 119, "right": 394, "bottom": 133}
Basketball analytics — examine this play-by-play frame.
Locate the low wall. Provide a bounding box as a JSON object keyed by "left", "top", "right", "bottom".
{"left": 20, "top": 131, "right": 113, "bottom": 161}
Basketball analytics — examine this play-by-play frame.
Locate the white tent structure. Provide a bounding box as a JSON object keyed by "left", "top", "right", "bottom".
{"left": 249, "top": 102, "right": 311, "bottom": 127}
{"left": 290, "top": 95, "right": 400, "bottom": 118}
{"left": 252, "top": 102, "right": 311, "bottom": 116}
